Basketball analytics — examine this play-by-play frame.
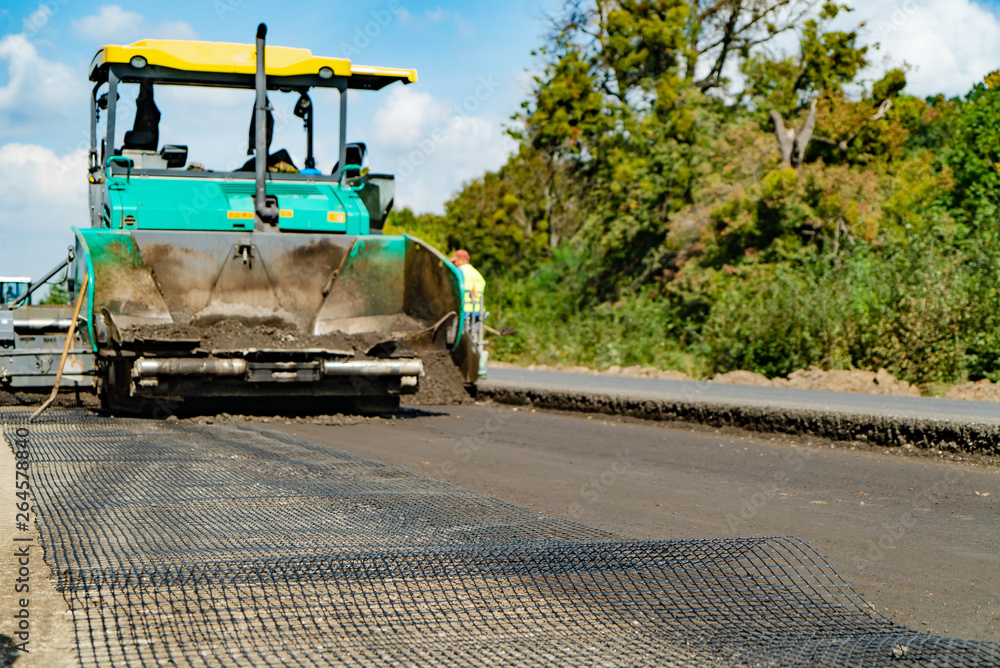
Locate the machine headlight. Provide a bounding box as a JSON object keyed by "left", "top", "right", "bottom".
{"left": 318, "top": 66, "right": 333, "bottom": 79}
{"left": 130, "top": 55, "right": 147, "bottom": 69}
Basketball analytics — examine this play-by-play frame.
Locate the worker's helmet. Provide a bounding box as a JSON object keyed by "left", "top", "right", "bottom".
{"left": 450, "top": 249, "right": 470, "bottom": 265}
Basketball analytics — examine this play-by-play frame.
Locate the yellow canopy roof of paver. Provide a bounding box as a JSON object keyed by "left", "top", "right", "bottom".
{"left": 89, "top": 39, "right": 417, "bottom": 88}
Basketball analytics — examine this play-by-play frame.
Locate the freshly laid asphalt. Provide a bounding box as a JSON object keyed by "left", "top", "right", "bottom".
{"left": 268, "top": 404, "right": 1000, "bottom": 643}
{"left": 482, "top": 368, "right": 1000, "bottom": 424}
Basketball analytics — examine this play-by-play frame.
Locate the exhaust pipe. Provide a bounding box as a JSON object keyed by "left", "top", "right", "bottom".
{"left": 254, "top": 23, "right": 278, "bottom": 228}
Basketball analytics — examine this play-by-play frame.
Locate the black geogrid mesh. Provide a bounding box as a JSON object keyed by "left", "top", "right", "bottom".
{"left": 4, "top": 405, "right": 1000, "bottom": 667}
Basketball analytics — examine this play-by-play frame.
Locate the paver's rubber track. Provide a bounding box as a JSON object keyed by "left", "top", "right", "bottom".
{"left": 4, "top": 406, "right": 999, "bottom": 667}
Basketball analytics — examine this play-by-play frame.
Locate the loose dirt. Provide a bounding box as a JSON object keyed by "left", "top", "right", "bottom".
{"left": 125, "top": 320, "right": 375, "bottom": 353}
{"left": 488, "top": 361, "right": 694, "bottom": 381}
{"left": 177, "top": 412, "right": 389, "bottom": 427}
{"left": 714, "top": 366, "right": 922, "bottom": 396}
{"left": 157, "top": 352, "right": 470, "bottom": 417}
{"left": 709, "top": 369, "right": 772, "bottom": 386}
{"left": 0, "top": 393, "right": 97, "bottom": 411}
{"left": 946, "top": 379, "right": 1000, "bottom": 403}
{"left": 403, "top": 351, "right": 473, "bottom": 406}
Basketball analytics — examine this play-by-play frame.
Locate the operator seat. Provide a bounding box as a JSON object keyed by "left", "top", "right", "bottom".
{"left": 123, "top": 80, "right": 160, "bottom": 151}
{"left": 331, "top": 142, "right": 367, "bottom": 178}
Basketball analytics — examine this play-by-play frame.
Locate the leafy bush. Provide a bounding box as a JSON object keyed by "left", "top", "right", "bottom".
{"left": 384, "top": 2, "right": 1000, "bottom": 386}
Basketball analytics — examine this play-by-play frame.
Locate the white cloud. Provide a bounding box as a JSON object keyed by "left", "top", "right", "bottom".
{"left": 365, "top": 86, "right": 515, "bottom": 213}
{"left": 0, "top": 144, "right": 88, "bottom": 278}
{"left": 0, "top": 34, "right": 87, "bottom": 138}
{"left": 71, "top": 5, "right": 143, "bottom": 41}
{"left": 847, "top": 0, "right": 1000, "bottom": 96}
{"left": 372, "top": 86, "right": 452, "bottom": 150}
{"left": 71, "top": 5, "right": 197, "bottom": 44}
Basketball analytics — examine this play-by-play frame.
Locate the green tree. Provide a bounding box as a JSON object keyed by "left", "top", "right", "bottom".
{"left": 391, "top": 1, "right": 1000, "bottom": 385}
{"left": 519, "top": 43, "right": 609, "bottom": 159}
{"left": 40, "top": 280, "right": 71, "bottom": 305}
{"left": 944, "top": 82, "right": 1000, "bottom": 235}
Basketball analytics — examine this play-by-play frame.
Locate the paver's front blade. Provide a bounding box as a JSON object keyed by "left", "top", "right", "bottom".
{"left": 73, "top": 229, "right": 474, "bottom": 411}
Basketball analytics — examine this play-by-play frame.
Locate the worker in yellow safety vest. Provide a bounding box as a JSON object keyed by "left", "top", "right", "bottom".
{"left": 449, "top": 249, "right": 485, "bottom": 313}
{"left": 450, "top": 249, "right": 488, "bottom": 377}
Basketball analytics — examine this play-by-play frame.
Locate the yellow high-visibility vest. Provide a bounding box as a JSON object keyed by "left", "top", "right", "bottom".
{"left": 459, "top": 263, "right": 486, "bottom": 311}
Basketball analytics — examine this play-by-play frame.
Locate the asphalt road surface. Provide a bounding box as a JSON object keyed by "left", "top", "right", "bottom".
{"left": 266, "top": 403, "right": 1000, "bottom": 642}
{"left": 483, "top": 368, "right": 1000, "bottom": 424}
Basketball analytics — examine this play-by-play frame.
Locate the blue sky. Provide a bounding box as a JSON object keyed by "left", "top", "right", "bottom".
{"left": 0, "top": 0, "right": 554, "bottom": 150}
{"left": 2, "top": 0, "right": 1000, "bottom": 278}
{"left": 0, "top": 0, "right": 560, "bottom": 276}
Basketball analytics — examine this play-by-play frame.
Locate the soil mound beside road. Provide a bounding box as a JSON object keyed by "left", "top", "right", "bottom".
{"left": 713, "top": 366, "right": 922, "bottom": 397}
{"left": 946, "top": 379, "right": 1000, "bottom": 402}
{"left": 710, "top": 370, "right": 773, "bottom": 386}
{"left": 488, "top": 361, "right": 695, "bottom": 381}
